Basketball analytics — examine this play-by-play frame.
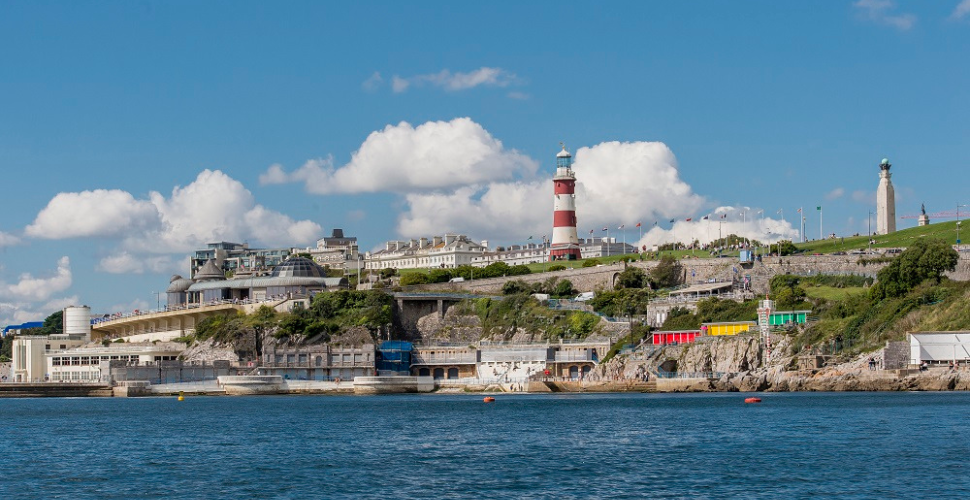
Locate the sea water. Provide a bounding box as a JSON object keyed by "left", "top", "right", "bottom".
{"left": 2, "top": 392, "right": 970, "bottom": 499}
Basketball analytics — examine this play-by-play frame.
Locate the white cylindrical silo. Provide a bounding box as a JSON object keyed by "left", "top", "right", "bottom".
{"left": 64, "top": 305, "right": 92, "bottom": 340}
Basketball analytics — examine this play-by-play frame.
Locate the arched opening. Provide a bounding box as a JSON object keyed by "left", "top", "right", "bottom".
{"left": 581, "top": 365, "right": 591, "bottom": 378}
{"left": 418, "top": 367, "right": 430, "bottom": 377}
{"left": 659, "top": 359, "right": 678, "bottom": 374}
{"left": 433, "top": 368, "right": 445, "bottom": 380}
{"left": 447, "top": 367, "right": 459, "bottom": 379}
{"left": 315, "top": 356, "right": 323, "bottom": 367}
{"left": 569, "top": 366, "right": 579, "bottom": 380}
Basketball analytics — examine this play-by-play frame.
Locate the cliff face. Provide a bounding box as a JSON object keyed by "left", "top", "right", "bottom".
{"left": 608, "top": 334, "right": 970, "bottom": 392}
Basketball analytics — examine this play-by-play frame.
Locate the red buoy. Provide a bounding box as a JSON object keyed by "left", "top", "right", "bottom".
{"left": 483, "top": 396, "right": 496, "bottom": 403}
{"left": 744, "top": 397, "right": 762, "bottom": 404}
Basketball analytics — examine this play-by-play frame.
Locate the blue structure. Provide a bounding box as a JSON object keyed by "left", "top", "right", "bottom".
{"left": 2, "top": 321, "right": 44, "bottom": 337}
{"left": 376, "top": 341, "right": 414, "bottom": 374}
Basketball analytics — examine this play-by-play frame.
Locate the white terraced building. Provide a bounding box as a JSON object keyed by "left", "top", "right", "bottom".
{"left": 365, "top": 234, "right": 487, "bottom": 270}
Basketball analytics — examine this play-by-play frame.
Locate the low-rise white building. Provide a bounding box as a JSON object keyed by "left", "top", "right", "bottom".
{"left": 471, "top": 243, "right": 548, "bottom": 267}
{"left": 366, "top": 234, "right": 486, "bottom": 270}
{"left": 908, "top": 332, "right": 970, "bottom": 366}
{"left": 48, "top": 342, "right": 185, "bottom": 383}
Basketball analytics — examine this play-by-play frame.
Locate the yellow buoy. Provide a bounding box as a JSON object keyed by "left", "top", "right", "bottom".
{"left": 178, "top": 391, "right": 185, "bottom": 401}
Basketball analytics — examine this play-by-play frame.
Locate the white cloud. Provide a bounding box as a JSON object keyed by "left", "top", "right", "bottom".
{"left": 391, "top": 67, "right": 518, "bottom": 93}
{"left": 396, "top": 140, "right": 743, "bottom": 246}
{"left": 26, "top": 189, "right": 159, "bottom": 239}
{"left": 952, "top": 0, "right": 970, "bottom": 20}
{"left": 0, "top": 295, "right": 81, "bottom": 326}
{"left": 507, "top": 91, "right": 530, "bottom": 100}
{"left": 263, "top": 118, "right": 538, "bottom": 194}
{"left": 134, "top": 169, "right": 321, "bottom": 253}
{"left": 362, "top": 71, "right": 383, "bottom": 91}
{"left": 826, "top": 187, "right": 846, "bottom": 200}
{"left": 854, "top": 0, "right": 916, "bottom": 30}
{"left": 0, "top": 257, "right": 72, "bottom": 302}
{"left": 0, "top": 231, "right": 21, "bottom": 247}
{"left": 97, "top": 252, "right": 176, "bottom": 275}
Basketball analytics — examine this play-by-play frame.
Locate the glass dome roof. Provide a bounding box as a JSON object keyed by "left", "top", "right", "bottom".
{"left": 270, "top": 256, "right": 328, "bottom": 278}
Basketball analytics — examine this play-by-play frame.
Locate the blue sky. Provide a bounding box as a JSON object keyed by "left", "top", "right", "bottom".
{"left": 1, "top": 0, "right": 969, "bottom": 325}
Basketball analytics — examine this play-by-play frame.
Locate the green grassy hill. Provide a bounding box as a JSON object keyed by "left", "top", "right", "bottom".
{"left": 793, "top": 220, "right": 964, "bottom": 254}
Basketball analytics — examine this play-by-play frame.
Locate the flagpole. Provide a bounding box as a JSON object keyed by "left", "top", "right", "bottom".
{"left": 820, "top": 206, "right": 823, "bottom": 240}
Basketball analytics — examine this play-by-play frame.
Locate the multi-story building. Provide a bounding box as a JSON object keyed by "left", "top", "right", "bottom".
{"left": 471, "top": 243, "right": 548, "bottom": 267}
{"left": 365, "top": 234, "right": 487, "bottom": 271}
{"left": 190, "top": 242, "right": 292, "bottom": 278}
{"left": 302, "top": 228, "right": 362, "bottom": 273}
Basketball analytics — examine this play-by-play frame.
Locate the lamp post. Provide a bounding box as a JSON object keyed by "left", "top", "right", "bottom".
{"left": 152, "top": 291, "right": 161, "bottom": 312}
{"left": 867, "top": 210, "right": 873, "bottom": 254}
{"left": 958, "top": 205, "right": 968, "bottom": 246}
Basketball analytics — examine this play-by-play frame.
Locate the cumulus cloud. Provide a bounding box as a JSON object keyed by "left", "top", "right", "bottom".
{"left": 25, "top": 169, "right": 321, "bottom": 265}
{"left": 132, "top": 169, "right": 321, "bottom": 253}
{"left": 262, "top": 118, "right": 538, "bottom": 194}
{"left": 0, "top": 257, "right": 72, "bottom": 302}
{"left": 952, "top": 0, "right": 970, "bottom": 20}
{"left": 391, "top": 67, "right": 518, "bottom": 93}
{"left": 26, "top": 189, "right": 159, "bottom": 239}
{"left": 826, "top": 187, "right": 846, "bottom": 200}
{"left": 0, "top": 231, "right": 21, "bottom": 247}
{"left": 854, "top": 0, "right": 916, "bottom": 30}
{"left": 397, "top": 140, "right": 740, "bottom": 246}
{"left": 0, "top": 295, "right": 81, "bottom": 326}
{"left": 635, "top": 207, "right": 797, "bottom": 250}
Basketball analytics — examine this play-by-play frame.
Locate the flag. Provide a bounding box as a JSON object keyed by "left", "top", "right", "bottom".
{"left": 720, "top": 214, "right": 726, "bottom": 219}
{"left": 797, "top": 208, "right": 802, "bottom": 213}
{"left": 589, "top": 229, "right": 594, "bottom": 234}
{"left": 669, "top": 219, "right": 675, "bottom": 223}
{"left": 527, "top": 236, "right": 533, "bottom": 240}
{"left": 686, "top": 217, "right": 692, "bottom": 222}
{"left": 602, "top": 227, "right": 608, "bottom": 231}
{"left": 618, "top": 224, "right": 625, "bottom": 230}
{"left": 702, "top": 215, "right": 709, "bottom": 220}
{"left": 817, "top": 206, "right": 821, "bottom": 211}
{"left": 635, "top": 222, "right": 641, "bottom": 228}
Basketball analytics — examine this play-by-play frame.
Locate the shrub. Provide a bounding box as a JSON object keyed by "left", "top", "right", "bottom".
{"left": 582, "top": 259, "right": 601, "bottom": 267}
{"left": 548, "top": 264, "right": 567, "bottom": 272}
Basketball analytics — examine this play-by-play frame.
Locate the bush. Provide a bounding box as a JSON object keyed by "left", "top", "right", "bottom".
{"left": 582, "top": 259, "right": 601, "bottom": 267}
{"left": 399, "top": 273, "right": 430, "bottom": 286}
{"left": 616, "top": 267, "right": 649, "bottom": 289}
{"left": 502, "top": 280, "right": 532, "bottom": 295}
{"left": 553, "top": 279, "right": 576, "bottom": 298}
{"left": 650, "top": 255, "right": 682, "bottom": 288}
{"left": 548, "top": 264, "right": 567, "bottom": 272}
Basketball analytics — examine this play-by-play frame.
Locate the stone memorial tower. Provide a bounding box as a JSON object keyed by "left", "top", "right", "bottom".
{"left": 876, "top": 158, "right": 896, "bottom": 235}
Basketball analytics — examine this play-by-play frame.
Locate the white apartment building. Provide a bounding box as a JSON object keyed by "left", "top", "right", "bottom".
{"left": 365, "top": 234, "right": 487, "bottom": 270}
{"left": 471, "top": 243, "right": 548, "bottom": 267}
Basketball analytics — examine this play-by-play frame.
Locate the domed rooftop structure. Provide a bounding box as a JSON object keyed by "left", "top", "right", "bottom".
{"left": 166, "top": 274, "right": 194, "bottom": 293}
{"left": 270, "top": 256, "right": 328, "bottom": 278}
{"left": 194, "top": 259, "right": 225, "bottom": 281}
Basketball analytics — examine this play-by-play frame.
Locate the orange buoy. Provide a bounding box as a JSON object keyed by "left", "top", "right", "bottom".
{"left": 483, "top": 396, "right": 496, "bottom": 403}
{"left": 744, "top": 397, "right": 762, "bottom": 404}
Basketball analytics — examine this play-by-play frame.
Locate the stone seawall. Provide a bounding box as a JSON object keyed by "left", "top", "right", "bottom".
{"left": 418, "top": 253, "right": 970, "bottom": 296}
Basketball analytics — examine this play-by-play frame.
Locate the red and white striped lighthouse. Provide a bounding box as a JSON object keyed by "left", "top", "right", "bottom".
{"left": 549, "top": 144, "right": 582, "bottom": 261}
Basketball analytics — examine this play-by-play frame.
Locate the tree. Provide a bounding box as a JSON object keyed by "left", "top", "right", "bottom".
{"left": 502, "top": 279, "right": 532, "bottom": 295}
{"left": 650, "top": 255, "right": 682, "bottom": 288}
{"left": 40, "top": 310, "right": 63, "bottom": 336}
{"left": 775, "top": 240, "right": 797, "bottom": 256}
{"left": 553, "top": 279, "right": 576, "bottom": 298}
{"left": 616, "top": 267, "right": 649, "bottom": 289}
{"left": 870, "top": 239, "right": 959, "bottom": 300}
